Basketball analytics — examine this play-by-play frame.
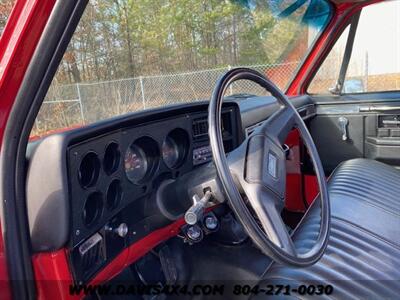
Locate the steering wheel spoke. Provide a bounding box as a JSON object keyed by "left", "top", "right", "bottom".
{"left": 244, "top": 185, "right": 297, "bottom": 257}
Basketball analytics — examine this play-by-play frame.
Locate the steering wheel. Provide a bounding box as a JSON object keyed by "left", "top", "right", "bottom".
{"left": 208, "top": 68, "right": 330, "bottom": 267}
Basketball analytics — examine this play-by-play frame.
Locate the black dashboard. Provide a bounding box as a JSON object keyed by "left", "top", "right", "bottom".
{"left": 25, "top": 95, "right": 315, "bottom": 284}
{"left": 26, "top": 102, "right": 243, "bottom": 283}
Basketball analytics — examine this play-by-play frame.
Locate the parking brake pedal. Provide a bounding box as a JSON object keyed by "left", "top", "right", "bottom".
{"left": 184, "top": 191, "right": 212, "bottom": 225}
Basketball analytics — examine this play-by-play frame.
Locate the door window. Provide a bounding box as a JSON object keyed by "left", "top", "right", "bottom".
{"left": 309, "top": 1, "right": 400, "bottom": 95}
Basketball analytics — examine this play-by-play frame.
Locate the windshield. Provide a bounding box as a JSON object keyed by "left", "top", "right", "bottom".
{"left": 0, "top": 1, "right": 16, "bottom": 36}
{"left": 31, "top": 0, "right": 331, "bottom": 139}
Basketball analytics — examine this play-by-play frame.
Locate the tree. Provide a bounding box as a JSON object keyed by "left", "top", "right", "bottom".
{"left": 53, "top": 0, "right": 306, "bottom": 84}
{"left": 0, "top": 0, "right": 16, "bottom": 35}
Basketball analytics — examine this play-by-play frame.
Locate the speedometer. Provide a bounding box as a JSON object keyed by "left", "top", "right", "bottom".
{"left": 124, "top": 145, "right": 148, "bottom": 182}
{"left": 124, "top": 136, "right": 159, "bottom": 184}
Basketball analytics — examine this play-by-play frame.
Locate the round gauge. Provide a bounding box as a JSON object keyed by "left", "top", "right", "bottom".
{"left": 124, "top": 136, "right": 159, "bottom": 184}
{"left": 124, "top": 144, "right": 148, "bottom": 182}
{"left": 162, "top": 136, "right": 180, "bottom": 169}
{"left": 162, "top": 128, "right": 190, "bottom": 169}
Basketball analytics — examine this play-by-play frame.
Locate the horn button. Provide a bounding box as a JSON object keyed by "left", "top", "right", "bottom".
{"left": 245, "top": 134, "right": 286, "bottom": 199}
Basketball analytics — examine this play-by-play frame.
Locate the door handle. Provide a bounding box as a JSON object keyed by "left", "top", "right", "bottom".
{"left": 338, "top": 117, "right": 349, "bottom": 141}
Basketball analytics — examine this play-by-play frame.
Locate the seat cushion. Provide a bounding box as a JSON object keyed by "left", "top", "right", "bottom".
{"left": 257, "top": 159, "right": 400, "bottom": 299}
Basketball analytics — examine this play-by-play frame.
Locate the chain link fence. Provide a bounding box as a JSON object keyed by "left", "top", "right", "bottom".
{"left": 32, "top": 62, "right": 299, "bottom": 136}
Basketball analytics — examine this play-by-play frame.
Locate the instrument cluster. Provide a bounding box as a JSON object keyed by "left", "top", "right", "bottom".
{"left": 124, "top": 128, "right": 190, "bottom": 184}
{"left": 65, "top": 105, "right": 241, "bottom": 283}
{"left": 74, "top": 127, "right": 191, "bottom": 236}
{"left": 67, "top": 113, "right": 203, "bottom": 247}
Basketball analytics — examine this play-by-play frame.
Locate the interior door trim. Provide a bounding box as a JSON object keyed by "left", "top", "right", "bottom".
{"left": 359, "top": 106, "right": 400, "bottom": 112}
{"left": 316, "top": 101, "right": 400, "bottom": 115}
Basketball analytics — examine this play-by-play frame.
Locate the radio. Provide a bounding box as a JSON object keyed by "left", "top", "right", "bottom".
{"left": 193, "top": 145, "right": 212, "bottom": 166}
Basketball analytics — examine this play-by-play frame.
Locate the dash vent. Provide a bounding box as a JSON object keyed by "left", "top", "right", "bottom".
{"left": 192, "top": 118, "right": 208, "bottom": 138}
{"left": 79, "top": 233, "right": 105, "bottom": 273}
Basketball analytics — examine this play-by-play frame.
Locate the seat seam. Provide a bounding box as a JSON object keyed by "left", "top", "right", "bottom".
{"left": 331, "top": 216, "right": 400, "bottom": 251}
{"left": 330, "top": 191, "right": 400, "bottom": 218}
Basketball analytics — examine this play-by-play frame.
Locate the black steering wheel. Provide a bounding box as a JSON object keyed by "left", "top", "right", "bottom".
{"left": 208, "top": 68, "right": 330, "bottom": 267}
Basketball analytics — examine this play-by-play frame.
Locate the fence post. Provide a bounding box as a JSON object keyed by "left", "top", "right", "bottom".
{"left": 139, "top": 76, "right": 146, "bottom": 109}
{"left": 77, "top": 83, "right": 85, "bottom": 124}
{"left": 228, "top": 65, "right": 233, "bottom": 95}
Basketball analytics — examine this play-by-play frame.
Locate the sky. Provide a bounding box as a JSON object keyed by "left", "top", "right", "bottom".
{"left": 350, "top": 0, "right": 400, "bottom": 75}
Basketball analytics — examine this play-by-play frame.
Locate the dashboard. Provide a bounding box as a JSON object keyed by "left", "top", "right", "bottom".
{"left": 26, "top": 102, "right": 242, "bottom": 284}
{"left": 26, "top": 95, "right": 315, "bottom": 285}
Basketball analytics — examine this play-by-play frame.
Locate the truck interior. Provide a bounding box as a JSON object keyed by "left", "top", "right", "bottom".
{"left": 1, "top": 0, "right": 400, "bottom": 299}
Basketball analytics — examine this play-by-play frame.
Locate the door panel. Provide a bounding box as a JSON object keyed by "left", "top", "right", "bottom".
{"left": 309, "top": 113, "right": 364, "bottom": 173}
{"left": 308, "top": 94, "right": 400, "bottom": 173}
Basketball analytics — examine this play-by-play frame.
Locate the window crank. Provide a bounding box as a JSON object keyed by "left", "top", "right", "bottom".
{"left": 338, "top": 117, "right": 349, "bottom": 141}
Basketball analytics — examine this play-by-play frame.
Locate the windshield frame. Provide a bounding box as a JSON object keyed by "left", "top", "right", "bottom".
{"left": 284, "top": 0, "right": 334, "bottom": 93}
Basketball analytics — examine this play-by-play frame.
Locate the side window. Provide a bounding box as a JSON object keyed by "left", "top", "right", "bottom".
{"left": 308, "top": 26, "right": 350, "bottom": 94}
{"left": 309, "top": 0, "right": 400, "bottom": 95}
